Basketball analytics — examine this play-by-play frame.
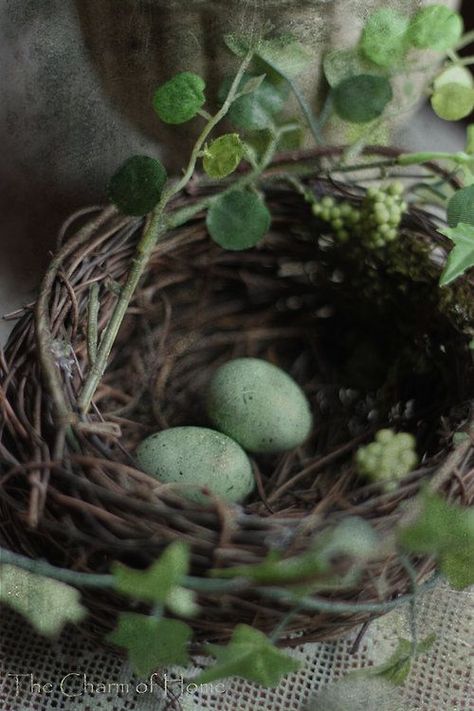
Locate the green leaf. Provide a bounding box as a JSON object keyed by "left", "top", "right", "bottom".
{"left": 431, "top": 83, "right": 474, "bottom": 121}
{"left": 193, "top": 624, "right": 300, "bottom": 687}
{"left": 332, "top": 74, "right": 393, "bottom": 124}
{"left": 399, "top": 493, "right": 474, "bottom": 589}
{"left": 0, "top": 564, "right": 86, "bottom": 636}
{"left": 370, "top": 635, "right": 436, "bottom": 685}
{"left": 202, "top": 134, "right": 245, "bottom": 179}
{"left": 219, "top": 74, "right": 288, "bottom": 131}
{"left": 108, "top": 614, "right": 192, "bottom": 675}
{"left": 407, "top": 6, "right": 463, "bottom": 51}
{"left": 360, "top": 9, "right": 409, "bottom": 68}
{"left": 112, "top": 541, "right": 189, "bottom": 604}
{"left": 165, "top": 585, "right": 199, "bottom": 618}
{"left": 434, "top": 65, "right": 473, "bottom": 91}
{"left": 108, "top": 155, "right": 167, "bottom": 216}
{"left": 153, "top": 72, "right": 206, "bottom": 124}
{"left": 255, "top": 35, "right": 312, "bottom": 79}
{"left": 439, "top": 222, "right": 474, "bottom": 286}
{"left": 207, "top": 190, "right": 271, "bottom": 250}
{"left": 447, "top": 186, "right": 474, "bottom": 227}
{"left": 323, "top": 48, "right": 381, "bottom": 88}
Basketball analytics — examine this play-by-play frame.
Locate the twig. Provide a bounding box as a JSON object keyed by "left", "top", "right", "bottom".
{"left": 257, "top": 575, "right": 440, "bottom": 615}
{"left": 87, "top": 283, "right": 100, "bottom": 365}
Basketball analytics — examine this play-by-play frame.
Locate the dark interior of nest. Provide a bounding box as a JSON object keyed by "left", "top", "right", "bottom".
{"left": 94, "top": 189, "right": 474, "bottom": 518}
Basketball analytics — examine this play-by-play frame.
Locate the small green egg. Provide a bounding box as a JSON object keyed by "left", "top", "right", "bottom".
{"left": 206, "top": 358, "right": 313, "bottom": 454}
{"left": 135, "top": 426, "right": 254, "bottom": 505}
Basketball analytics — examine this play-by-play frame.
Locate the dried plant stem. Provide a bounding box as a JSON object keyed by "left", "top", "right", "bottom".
{"left": 87, "top": 283, "right": 100, "bottom": 364}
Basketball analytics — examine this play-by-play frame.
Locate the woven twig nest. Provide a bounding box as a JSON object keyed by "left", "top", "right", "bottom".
{"left": 1, "top": 148, "right": 473, "bottom": 650}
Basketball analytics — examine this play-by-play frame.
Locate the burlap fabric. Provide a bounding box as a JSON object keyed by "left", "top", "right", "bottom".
{"left": 0, "top": 582, "right": 472, "bottom": 710}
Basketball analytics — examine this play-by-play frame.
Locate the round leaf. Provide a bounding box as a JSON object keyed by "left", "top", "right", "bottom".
{"left": 332, "top": 74, "right": 393, "bottom": 124}
{"left": 434, "top": 65, "right": 473, "bottom": 91}
{"left": 255, "top": 34, "right": 312, "bottom": 79}
{"left": 207, "top": 190, "right": 271, "bottom": 250}
{"left": 323, "top": 48, "right": 381, "bottom": 88}
{"left": 408, "top": 6, "right": 463, "bottom": 51}
{"left": 431, "top": 83, "right": 474, "bottom": 121}
{"left": 153, "top": 72, "right": 206, "bottom": 124}
{"left": 447, "top": 186, "right": 474, "bottom": 227}
{"left": 203, "top": 134, "right": 245, "bottom": 179}
{"left": 360, "top": 9, "right": 409, "bottom": 68}
{"left": 219, "top": 74, "right": 288, "bottom": 131}
{"left": 108, "top": 156, "right": 167, "bottom": 216}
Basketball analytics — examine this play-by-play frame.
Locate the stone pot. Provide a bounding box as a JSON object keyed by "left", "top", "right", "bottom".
{"left": 78, "top": 0, "right": 460, "bottom": 167}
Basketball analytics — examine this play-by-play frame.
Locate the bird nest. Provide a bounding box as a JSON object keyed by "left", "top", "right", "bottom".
{"left": 1, "top": 148, "right": 474, "bottom": 650}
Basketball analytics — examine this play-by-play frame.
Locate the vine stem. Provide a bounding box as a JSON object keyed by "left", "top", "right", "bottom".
{"left": 398, "top": 151, "right": 472, "bottom": 167}
{"left": 455, "top": 29, "right": 474, "bottom": 51}
{"left": 0, "top": 544, "right": 440, "bottom": 618}
{"left": 0, "top": 546, "right": 113, "bottom": 588}
{"left": 78, "top": 49, "right": 255, "bottom": 413}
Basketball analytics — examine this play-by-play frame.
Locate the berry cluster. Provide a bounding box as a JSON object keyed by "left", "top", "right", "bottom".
{"left": 311, "top": 182, "right": 407, "bottom": 249}
{"left": 356, "top": 428, "right": 418, "bottom": 491}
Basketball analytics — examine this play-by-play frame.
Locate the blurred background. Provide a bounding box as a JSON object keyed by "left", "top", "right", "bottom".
{"left": 0, "top": 0, "right": 471, "bottom": 342}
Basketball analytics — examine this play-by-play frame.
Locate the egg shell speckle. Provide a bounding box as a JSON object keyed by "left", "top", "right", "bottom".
{"left": 135, "top": 426, "right": 255, "bottom": 505}
{"left": 206, "top": 357, "right": 313, "bottom": 454}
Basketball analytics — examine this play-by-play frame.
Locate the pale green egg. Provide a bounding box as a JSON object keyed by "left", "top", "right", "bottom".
{"left": 206, "top": 358, "right": 313, "bottom": 454}
{"left": 135, "top": 426, "right": 254, "bottom": 504}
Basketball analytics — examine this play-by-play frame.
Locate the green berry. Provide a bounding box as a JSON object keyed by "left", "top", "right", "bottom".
{"left": 322, "top": 196, "right": 335, "bottom": 208}
{"left": 356, "top": 429, "right": 418, "bottom": 489}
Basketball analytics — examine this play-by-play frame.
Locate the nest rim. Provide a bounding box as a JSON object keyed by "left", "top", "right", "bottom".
{"left": 1, "top": 146, "right": 474, "bottom": 650}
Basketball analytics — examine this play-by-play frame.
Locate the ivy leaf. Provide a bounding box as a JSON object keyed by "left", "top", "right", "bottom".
{"left": 112, "top": 541, "right": 190, "bottom": 605}
{"left": 447, "top": 186, "right": 474, "bottom": 227}
{"left": 219, "top": 74, "right": 288, "bottom": 131}
{"left": 193, "top": 624, "right": 300, "bottom": 687}
{"left": 202, "top": 134, "right": 245, "bottom": 179}
{"left": 360, "top": 9, "right": 409, "bottom": 68}
{"left": 332, "top": 74, "right": 393, "bottom": 124}
{"left": 207, "top": 190, "right": 271, "bottom": 250}
{"left": 399, "top": 493, "right": 474, "bottom": 589}
{"left": 407, "top": 6, "right": 463, "bottom": 51}
{"left": 369, "top": 635, "right": 436, "bottom": 685}
{"left": 153, "top": 72, "right": 206, "bottom": 124}
{"left": 165, "top": 586, "right": 200, "bottom": 618}
{"left": 431, "top": 83, "right": 474, "bottom": 121}
{"left": 323, "top": 48, "right": 381, "bottom": 88}
{"left": 255, "top": 35, "right": 312, "bottom": 79}
{"left": 108, "top": 156, "right": 167, "bottom": 216}
{"left": 0, "top": 564, "right": 86, "bottom": 636}
{"left": 108, "top": 614, "right": 192, "bottom": 676}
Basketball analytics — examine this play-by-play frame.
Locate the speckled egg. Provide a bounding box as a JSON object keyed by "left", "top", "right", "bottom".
{"left": 135, "top": 426, "right": 254, "bottom": 504}
{"left": 206, "top": 358, "right": 313, "bottom": 454}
